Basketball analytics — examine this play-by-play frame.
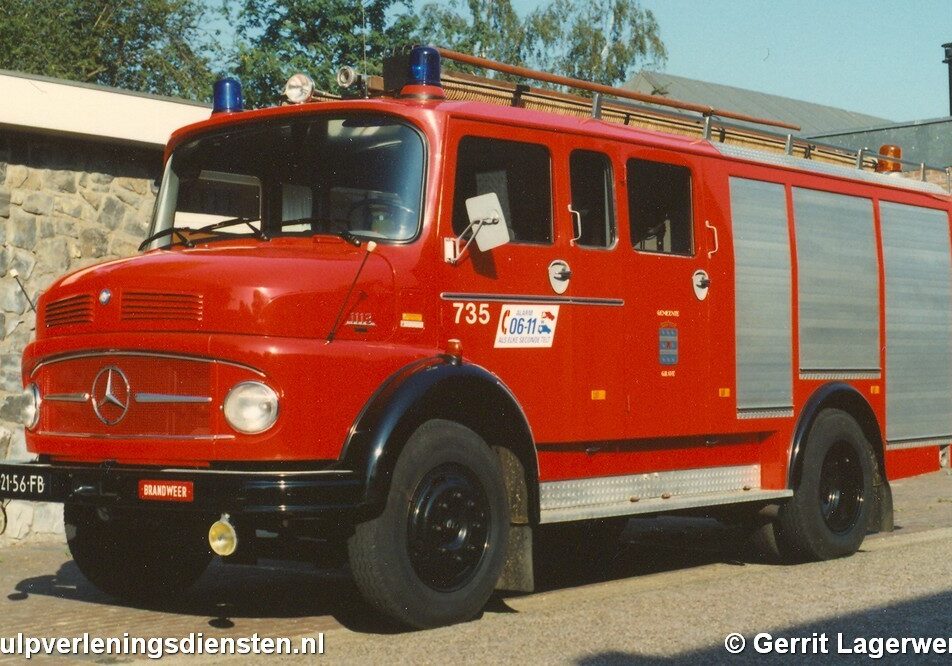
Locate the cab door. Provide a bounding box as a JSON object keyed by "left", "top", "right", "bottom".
{"left": 556, "top": 143, "right": 628, "bottom": 444}
{"left": 622, "top": 151, "right": 713, "bottom": 438}
{"left": 439, "top": 120, "right": 576, "bottom": 444}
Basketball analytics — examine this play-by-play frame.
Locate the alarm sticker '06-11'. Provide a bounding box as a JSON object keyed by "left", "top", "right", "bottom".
{"left": 494, "top": 305, "right": 559, "bottom": 348}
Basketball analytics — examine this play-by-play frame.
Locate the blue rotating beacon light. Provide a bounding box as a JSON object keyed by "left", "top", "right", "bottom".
{"left": 212, "top": 78, "right": 244, "bottom": 114}
{"left": 401, "top": 46, "right": 444, "bottom": 99}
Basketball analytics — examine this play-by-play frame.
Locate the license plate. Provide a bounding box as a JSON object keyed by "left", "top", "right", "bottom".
{"left": 138, "top": 480, "right": 194, "bottom": 503}
{"left": 0, "top": 472, "right": 50, "bottom": 499}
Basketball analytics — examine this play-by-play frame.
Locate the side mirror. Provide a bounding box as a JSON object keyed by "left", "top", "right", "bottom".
{"left": 444, "top": 192, "right": 512, "bottom": 264}
{"left": 465, "top": 193, "right": 511, "bottom": 252}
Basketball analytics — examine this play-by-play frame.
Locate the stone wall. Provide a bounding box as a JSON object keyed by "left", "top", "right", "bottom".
{"left": 0, "top": 131, "right": 161, "bottom": 541}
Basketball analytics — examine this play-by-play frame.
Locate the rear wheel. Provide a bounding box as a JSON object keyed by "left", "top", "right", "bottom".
{"left": 65, "top": 504, "right": 212, "bottom": 601}
{"left": 348, "top": 419, "right": 509, "bottom": 628}
{"left": 776, "top": 409, "right": 875, "bottom": 561}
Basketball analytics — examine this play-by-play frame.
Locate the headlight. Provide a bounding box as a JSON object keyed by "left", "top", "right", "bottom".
{"left": 223, "top": 382, "right": 279, "bottom": 434}
{"left": 22, "top": 383, "right": 40, "bottom": 430}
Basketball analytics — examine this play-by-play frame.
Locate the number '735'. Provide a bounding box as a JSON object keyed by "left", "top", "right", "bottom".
{"left": 452, "top": 302, "right": 491, "bottom": 325}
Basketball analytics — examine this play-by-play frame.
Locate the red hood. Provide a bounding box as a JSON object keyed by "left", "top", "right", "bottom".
{"left": 37, "top": 238, "right": 396, "bottom": 341}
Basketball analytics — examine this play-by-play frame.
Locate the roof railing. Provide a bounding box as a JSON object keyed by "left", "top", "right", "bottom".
{"left": 366, "top": 47, "right": 952, "bottom": 193}
{"left": 434, "top": 47, "right": 802, "bottom": 132}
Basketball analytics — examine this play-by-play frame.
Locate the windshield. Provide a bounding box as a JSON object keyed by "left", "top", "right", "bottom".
{"left": 147, "top": 113, "right": 425, "bottom": 248}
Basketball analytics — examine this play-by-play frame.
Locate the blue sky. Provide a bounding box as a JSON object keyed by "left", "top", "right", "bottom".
{"left": 505, "top": 0, "right": 952, "bottom": 122}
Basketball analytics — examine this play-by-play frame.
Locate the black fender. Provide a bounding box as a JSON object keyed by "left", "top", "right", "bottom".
{"left": 340, "top": 356, "right": 538, "bottom": 519}
{"left": 789, "top": 382, "right": 884, "bottom": 486}
{"left": 788, "top": 382, "right": 892, "bottom": 531}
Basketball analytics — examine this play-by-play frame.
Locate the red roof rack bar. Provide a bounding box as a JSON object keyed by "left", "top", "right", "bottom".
{"left": 434, "top": 47, "right": 802, "bottom": 132}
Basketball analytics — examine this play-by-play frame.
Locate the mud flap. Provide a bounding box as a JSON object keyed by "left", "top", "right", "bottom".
{"left": 870, "top": 477, "right": 894, "bottom": 533}
{"left": 495, "top": 523, "right": 534, "bottom": 593}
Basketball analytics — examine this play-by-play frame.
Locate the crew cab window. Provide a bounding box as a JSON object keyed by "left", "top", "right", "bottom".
{"left": 452, "top": 136, "right": 552, "bottom": 244}
{"left": 570, "top": 150, "right": 615, "bottom": 248}
{"left": 627, "top": 158, "right": 693, "bottom": 255}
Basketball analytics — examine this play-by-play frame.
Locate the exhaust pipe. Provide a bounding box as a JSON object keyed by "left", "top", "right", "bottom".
{"left": 943, "top": 43, "right": 952, "bottom": 117}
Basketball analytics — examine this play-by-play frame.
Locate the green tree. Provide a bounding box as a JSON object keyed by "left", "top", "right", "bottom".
{"left": 418, "top": 0, "right": 666, "bottom": 88}
{"left": 233, "top": 0, "right": 418, "bottom": 108}
{"left": 527, "top": 0, "right": 666, "bottom": 85}
{"left": 417, "top": 0, "right": 525, "bottom": 67}
{"left": 0, "top": 0, "right": 219, "bottom": 100}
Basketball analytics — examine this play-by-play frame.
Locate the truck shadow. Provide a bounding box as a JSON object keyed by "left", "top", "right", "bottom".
{"left": 531, "top": 516, "right": 767, "bottom": 593}
{"left": 9, "top": 558, "right": 392, "bottom": 630}
{"left": 4, "top": 515, "right": 861, "bottom": 635}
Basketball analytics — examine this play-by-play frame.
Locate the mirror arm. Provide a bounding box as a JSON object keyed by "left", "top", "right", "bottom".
{"left": 445, "top": 216, "right": 496, "bottom": 264}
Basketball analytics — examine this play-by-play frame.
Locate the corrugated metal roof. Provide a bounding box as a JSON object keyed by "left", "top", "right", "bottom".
{"left": 811, "top": 117, "right": 952, "bottom": 167}
{"left": 627, "top": 71, "right": 892, "bottom": 136}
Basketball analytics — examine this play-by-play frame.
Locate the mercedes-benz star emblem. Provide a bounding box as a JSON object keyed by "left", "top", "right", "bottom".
{"left": 91, "top": 366, "right": 131, "bottom": 425}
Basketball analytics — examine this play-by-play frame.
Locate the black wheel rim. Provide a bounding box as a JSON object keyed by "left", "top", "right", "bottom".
{"left": 818, "top": 440, "right": 864, "bottom": 534}
{"left": 406, "top": 463, "right": 491, "bottom": 592}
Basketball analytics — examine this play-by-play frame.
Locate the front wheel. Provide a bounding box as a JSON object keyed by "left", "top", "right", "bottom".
{"left": 347, "top": 419, "right": 510, "bottom": 628}
{"left": 65, "top": 504, "right": 212, "bottom": 601}
{"left": 776, "top": 409, "right": 876, "bottom": 561}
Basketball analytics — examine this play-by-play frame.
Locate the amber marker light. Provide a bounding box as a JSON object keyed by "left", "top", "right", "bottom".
{"left": 446, "top": 339, "right": 463, "bottom": 363}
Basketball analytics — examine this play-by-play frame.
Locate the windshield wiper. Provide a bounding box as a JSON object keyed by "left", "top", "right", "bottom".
{"left": 273, "top": 218, "right": 363, "bottom": 246}
{"left": 197, "top": 216, "right": 269, "bottom": 241}
{"left": 336, "top": 229, "right": 363, "bottom": 247}
{"left": 138, "top": 226, "right": 197, "bottom": 251}
{"left": 138, "top": 218, "right": 269, "bottom": 252}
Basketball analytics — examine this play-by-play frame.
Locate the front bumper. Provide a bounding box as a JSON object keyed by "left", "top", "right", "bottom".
{"left": 0, "top": 460, "right": 363, "bottom": 518}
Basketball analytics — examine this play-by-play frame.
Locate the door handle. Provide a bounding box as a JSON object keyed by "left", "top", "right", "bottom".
{"left": 568, "top": 205, "right": 582, "bottom": 245}
{"left": 705, "top": 220, "right": 719, "bottom": 259}
{"left": 554, "top": 268, "right": 572, "bottom": 281}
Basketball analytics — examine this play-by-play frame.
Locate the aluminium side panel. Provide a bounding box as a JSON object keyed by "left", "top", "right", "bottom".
{"left": 729, "top": 177, "right": 793, "bottom": 414}
{"left": 793, "top": 188, "right": 879, "bottom": 375}
{"left": 880, "top": 202, "right": 952, "bottom": 444}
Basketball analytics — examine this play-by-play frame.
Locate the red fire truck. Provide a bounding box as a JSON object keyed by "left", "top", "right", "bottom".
{"left": 3, "top": 46, "right": 951, "bottom": 628}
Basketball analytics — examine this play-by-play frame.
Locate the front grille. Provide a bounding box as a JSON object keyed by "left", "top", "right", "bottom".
{"left": 45, "top": 294, "right": 93, "bottom": 327}
{"left": 33, "top": 352, "right": 215, "bottom": 440}
{"left": 121, "top": 291, "right": 204, "bottom": 321}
